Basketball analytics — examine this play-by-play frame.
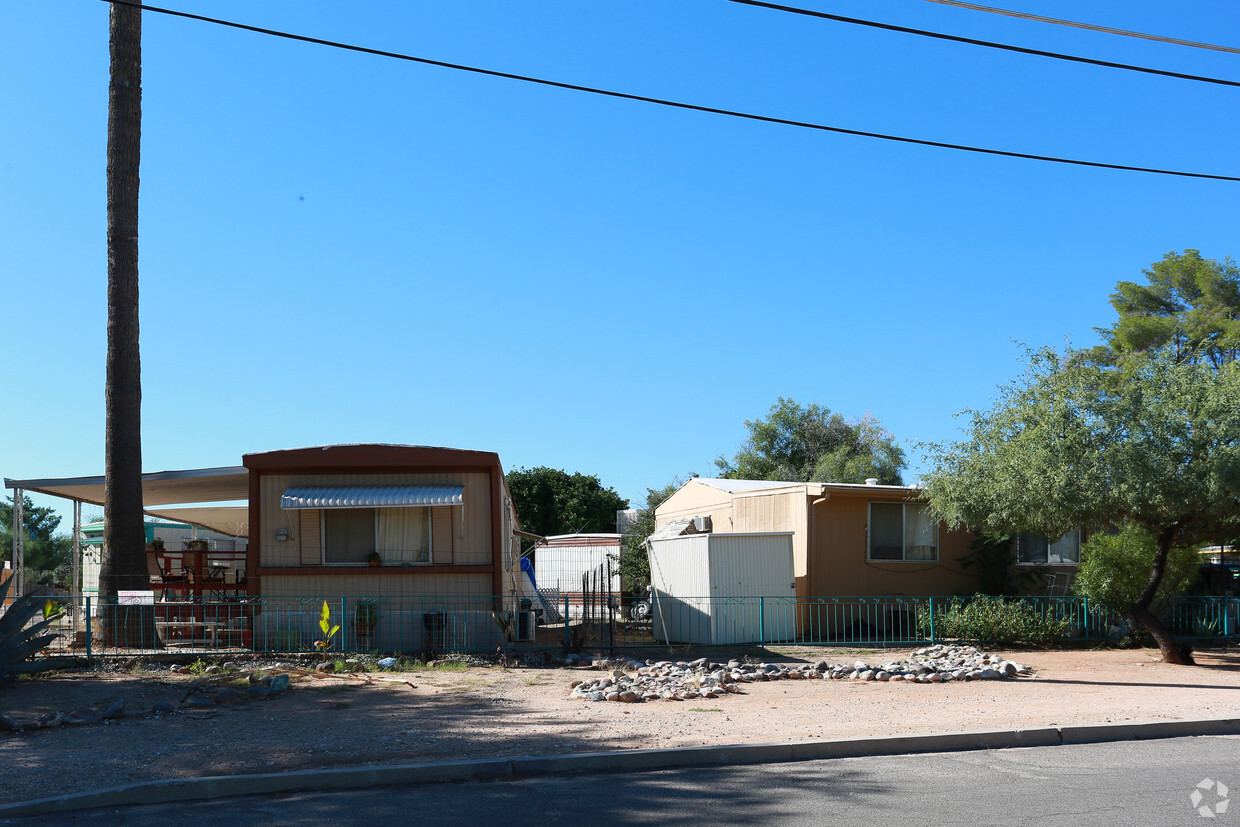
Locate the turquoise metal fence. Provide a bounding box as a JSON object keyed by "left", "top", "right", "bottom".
{"left": 18, "top": 593, "right": 1240, "bottom": 659}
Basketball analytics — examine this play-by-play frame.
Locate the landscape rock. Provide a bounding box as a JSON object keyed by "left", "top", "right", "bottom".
{"left": 65, "top": 708, "right": 101, "bottom": 725}
{"left": 567, "top": 644, "right": 1030, "bottom": 703}
{"left": 100, "top": 700, "right": 125, "bottom": 719}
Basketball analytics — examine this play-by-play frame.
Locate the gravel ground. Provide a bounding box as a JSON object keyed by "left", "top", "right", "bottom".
{"left": 2, "top": 645, "right": 1238, "bottom": 805}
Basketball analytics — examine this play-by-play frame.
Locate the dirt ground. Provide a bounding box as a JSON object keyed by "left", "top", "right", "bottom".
{"left": 2, "top": 645, "right": 1239, "bottom": 805}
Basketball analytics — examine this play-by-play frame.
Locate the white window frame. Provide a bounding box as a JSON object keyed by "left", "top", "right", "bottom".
{"left": 321, "top": 507, "right": 434, "bottom": 566}
{"left": 1015, "top": 529, "right": 1081, "bottom": 566}
{"left": 866, "top": 501, "right": 939, "bottom": 562}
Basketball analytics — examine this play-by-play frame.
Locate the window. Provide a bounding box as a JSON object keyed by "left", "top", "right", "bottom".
{"left": 868, "top": 502, "right": 938, "bottom": 561}
{"left": 323, "top": 507, "right": 432, "bottom": 564}
{"left": 1016, "top": 530, "right": 1080, "bottom": 565}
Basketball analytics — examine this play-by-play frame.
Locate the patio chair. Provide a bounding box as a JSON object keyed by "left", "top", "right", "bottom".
{"left": 146, "top": 551, "right": 189, "bottom": 601}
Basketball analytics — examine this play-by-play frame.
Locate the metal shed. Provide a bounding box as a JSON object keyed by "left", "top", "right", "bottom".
{"left": 647, "top": 532, "right": 795, "bottom": 645}
{"left": 532, "top": 534, "right": 622, "bottom": 594}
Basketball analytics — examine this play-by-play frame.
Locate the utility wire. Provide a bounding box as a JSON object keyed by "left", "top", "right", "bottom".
{"left": 726, "top": 0, "right": 1240, "bottom": 89}
{"left": 920, "top": 0, "right": 1240, "bottom": 56}
{"left": 102, "top": 1, "right": 1239, "bottom": 182}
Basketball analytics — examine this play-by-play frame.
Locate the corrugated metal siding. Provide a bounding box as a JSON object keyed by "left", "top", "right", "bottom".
{"left": 648, "top": 535, "right": 712, "bottom": 644}
{"left": 536, "top": 546, "right": 621, "bottom": 592}
{"left": 707, "top": 534, "right": 795, "bottom": 596}
{"left": 648, "top": 533, "right": 795, "bottom": 645}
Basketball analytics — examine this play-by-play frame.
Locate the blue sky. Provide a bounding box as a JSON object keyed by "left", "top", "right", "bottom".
{"left": 3, "top": 0, "right": 1238, "bottom": 524}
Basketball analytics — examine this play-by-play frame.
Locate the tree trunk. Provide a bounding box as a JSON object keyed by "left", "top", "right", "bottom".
{"left": 102, "top": 0, "right": 154, "bottom": 648}
{"left": 1129, "top": 528, "right": 1194, "bottom": 665}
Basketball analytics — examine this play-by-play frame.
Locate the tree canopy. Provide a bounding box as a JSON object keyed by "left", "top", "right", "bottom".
{"left": 506, "top": 467, "right": 628, "bottom": 543}
{"left": 1, "top": 496, "right": 73, "bottom": 587}
{"left": 923, "top": 346, "right": 1240, "bottom": 663}
{"left": 1084, "top": 249, "right": 1240, "bottom": 369}
{"left": 614, "top": 480, "right": 681, "bottom": 593}
{"left": 715, "top": 398, "right": 905, "bottom": 484}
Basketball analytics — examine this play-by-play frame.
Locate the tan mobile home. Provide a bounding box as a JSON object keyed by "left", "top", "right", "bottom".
{"left": 654, "top": 478, "right": 978, "bottom": 598}
{"left": 245, "top": 444, "right": 520, "bottom": 600}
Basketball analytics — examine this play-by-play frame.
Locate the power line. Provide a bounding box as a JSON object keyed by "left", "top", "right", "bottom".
{"left": 102, "top": 0, "right": 1239, "bottom": 182}
{"left": 726, "top": 0, "right": 1240, "bottom": 89}
{"left": 920, "top": 0, "right": 1240, "bottom": 56}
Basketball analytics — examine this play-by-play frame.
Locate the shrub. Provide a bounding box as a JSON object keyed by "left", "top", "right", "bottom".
{"left": 919, "top": 595, "right": 1071, "bottom": 645}
{"left": 1072, "top": 522, "right": 1200, "bottom": 617}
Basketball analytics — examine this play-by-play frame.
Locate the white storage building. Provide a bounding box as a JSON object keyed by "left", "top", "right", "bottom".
{"left": 647, "top": 531, "right": 795, "bottom": 645}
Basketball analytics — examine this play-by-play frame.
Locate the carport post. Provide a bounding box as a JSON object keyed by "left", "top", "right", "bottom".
{"left": 72, "top": 500, "right": 82, "bottom": 639}
{"left": 12, "top": 488, "right": 23, "bottom": 596}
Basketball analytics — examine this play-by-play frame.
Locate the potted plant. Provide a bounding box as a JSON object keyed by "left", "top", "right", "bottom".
{"left": 354, "top": 599, "right": 380, "bottom": 649}
{"left": 366, "top": 550, "right": 382, "bottom": 567}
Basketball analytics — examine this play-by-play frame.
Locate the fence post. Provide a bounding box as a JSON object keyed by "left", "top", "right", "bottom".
{"left": 1082, "top": 596, "right": 1090, "bottom": 641}
{"left": 928, "top": 597, "right": 935, "bottom": 643}
{"left": 759, "top": 596, "right": 765, "bottom": 648}
{"left": 85, "top": 596, "right": 92, "bottom": 662}
{"left": 1225, "top": 597, "right": 1233, "bottom": 638}
{"left": 341, "top": 596, "right": 348, "bottom": 653}
{"left": 563, "top": 595, "right": 570, "bottom": 652}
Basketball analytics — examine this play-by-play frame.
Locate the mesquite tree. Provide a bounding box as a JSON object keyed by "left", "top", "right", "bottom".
{"left": 923, "top": 347, "right": 1240, "bottom": 665}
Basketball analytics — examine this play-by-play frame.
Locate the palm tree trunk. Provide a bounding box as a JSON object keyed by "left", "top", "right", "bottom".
{"left": 102, "top": 0, "right": 153, "bottom": 648}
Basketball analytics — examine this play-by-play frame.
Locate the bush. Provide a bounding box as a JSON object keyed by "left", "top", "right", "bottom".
{"left": 1072, "top": 522, "right": 1200, "bottom": 617}
{"left": 919, "top": 595, "right": 1071, "bottom": 645}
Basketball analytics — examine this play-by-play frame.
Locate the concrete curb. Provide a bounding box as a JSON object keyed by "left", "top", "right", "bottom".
{"left": 4, "top": 718, "right": 1238, "bottom": 817}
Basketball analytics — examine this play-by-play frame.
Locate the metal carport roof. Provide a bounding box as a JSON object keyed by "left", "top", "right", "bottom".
{"left": 4, "top": 466, "right": 249, "bottom": 536}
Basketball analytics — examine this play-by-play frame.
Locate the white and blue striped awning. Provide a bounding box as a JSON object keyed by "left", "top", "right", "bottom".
{"left": 280, "top": 484, "right": 465, "bottom": 510}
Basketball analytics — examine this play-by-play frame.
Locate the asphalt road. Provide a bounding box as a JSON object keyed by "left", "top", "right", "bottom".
{"left": 11, "top": 736, "right": 1238, "bottom": 825}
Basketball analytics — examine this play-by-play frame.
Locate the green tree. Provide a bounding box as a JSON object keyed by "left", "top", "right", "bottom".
{"left": 923, "top": 346, "right": 1240, "bottom": 665}
{"left": 0, "top": 496, "right": 73, "bottom": 587}
{"left": 614, "top": 481, "right": 681, "bottom": 593}
{"left": 1073, "top": 521, "right": 1201, "bottom": 620}
{"left": 715, "top": 398, "right": 905, "bottom": 483}
{"left": 1083, "top": 250, "right": 1240, "bottom": 369}
{"left": 506, "top": 467, "right": 628, "bottom": 545}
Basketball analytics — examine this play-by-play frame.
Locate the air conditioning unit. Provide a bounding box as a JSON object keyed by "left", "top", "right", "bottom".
{"left": 517, "top": 610, "right": 537, "bottom": 642}
{"left": 692, "top": 515, "right": 712, "bottom": 533}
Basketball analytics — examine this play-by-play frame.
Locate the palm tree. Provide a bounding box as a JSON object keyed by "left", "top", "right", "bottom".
{"left": 101, "top": 0, "right": 150, "bottom": 646}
